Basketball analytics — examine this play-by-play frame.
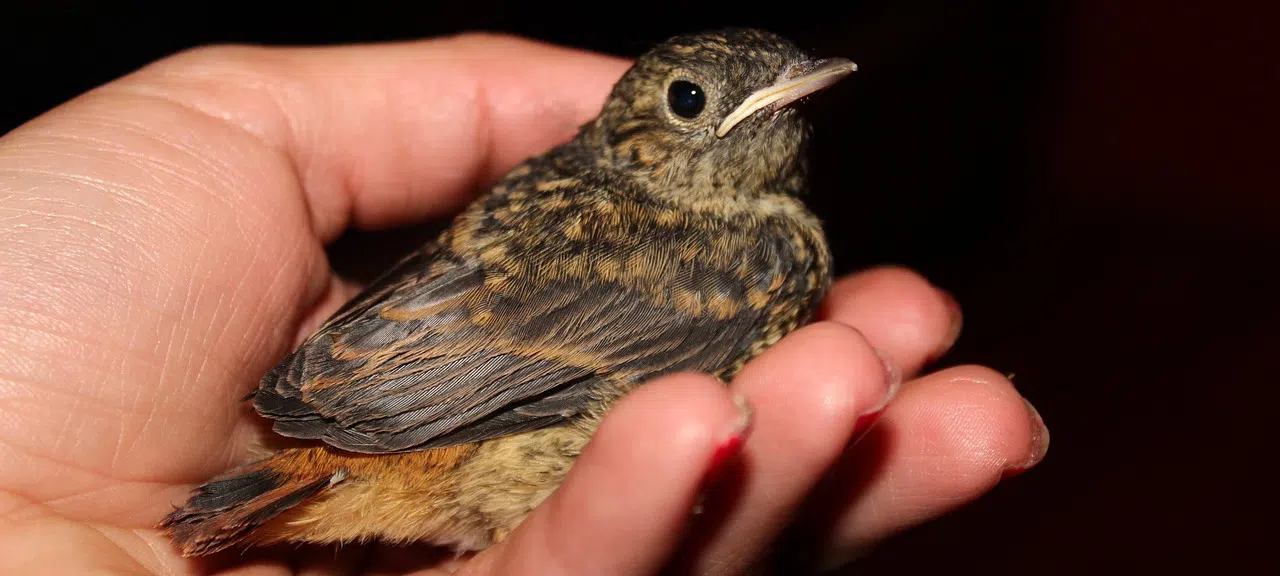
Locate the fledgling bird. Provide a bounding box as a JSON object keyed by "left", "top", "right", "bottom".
{"left": 160, "top": 27, "right": 857, "bottom": 556}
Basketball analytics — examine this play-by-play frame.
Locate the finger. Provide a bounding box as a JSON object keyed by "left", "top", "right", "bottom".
{"left": 666, "top": 322, "right": 898, "bottom": 575}
{"left": 461, "top": 373, "right": 752, "bottom": 576}
{"left": 119, "top": 33, "right": 631, "bottom": 240}
{"left": 817, "top": 266, "right": 963, "bottom": 378}
{"left": 800, "top": 366, "right": 1050, "bottom": 570}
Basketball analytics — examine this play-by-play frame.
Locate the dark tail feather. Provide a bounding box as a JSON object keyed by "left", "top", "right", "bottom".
{"left": 159, "top": 455, "right": 346, "bottom": 556}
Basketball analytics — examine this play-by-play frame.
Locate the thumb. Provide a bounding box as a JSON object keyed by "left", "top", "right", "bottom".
{"left": 459, "top": 373, "right": 752, "bottom": 576}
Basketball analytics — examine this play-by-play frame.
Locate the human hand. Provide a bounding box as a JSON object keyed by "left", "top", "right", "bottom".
{"left": 0, "top": 33, "right": 1047, "bottom": 575}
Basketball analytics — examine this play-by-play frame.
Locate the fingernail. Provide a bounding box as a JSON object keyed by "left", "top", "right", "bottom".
{"left": 853, "top": 349, "right": 901, "bottom": 439}
{"left": 928, "top": 288, "right": 964, "bottom": 363}
{"left": 869, "top": 348, "right": 902, "bottom": 415}
{"left": 706, "top": 393, "right": 754, "bottom": 481}
{"left": 1004, "top": 396, "right": 1050, "bottom": 477}
{"left": 694, "top": 394, "right": 753, "bottom": 517}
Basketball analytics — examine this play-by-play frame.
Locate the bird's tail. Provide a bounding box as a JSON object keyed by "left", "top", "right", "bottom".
{"left": 159, "top": 449, "right": 348, "bottom": 557}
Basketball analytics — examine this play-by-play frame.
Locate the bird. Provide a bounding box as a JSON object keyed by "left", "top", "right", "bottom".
{"left": 159, "top": 27, "right": 857, "bottom": 557}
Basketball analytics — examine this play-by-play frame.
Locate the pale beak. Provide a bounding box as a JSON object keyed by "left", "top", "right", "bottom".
{"left": 716, "top": 57, "right": 858, "bottom": 138}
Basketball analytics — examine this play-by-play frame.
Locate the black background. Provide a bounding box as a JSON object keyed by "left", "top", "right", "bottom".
{"left": 2, "top": 1, "right": 1275, "bottom": 573}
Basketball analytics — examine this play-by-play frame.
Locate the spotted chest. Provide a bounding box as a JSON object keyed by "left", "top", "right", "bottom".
{"left": 438, "top": 160, "right": 833, "bottom": 383}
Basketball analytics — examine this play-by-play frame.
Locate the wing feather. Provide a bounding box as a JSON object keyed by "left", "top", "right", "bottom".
{"left": 252, "top": 180, "right": 795, "bottom": 455}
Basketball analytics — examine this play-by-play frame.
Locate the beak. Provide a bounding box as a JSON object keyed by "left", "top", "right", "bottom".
{"left": 716, "top": 57, "right": 858, "bottom": 138}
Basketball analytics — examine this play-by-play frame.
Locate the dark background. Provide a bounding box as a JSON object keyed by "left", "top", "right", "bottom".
{"left": 2, "top": 1, "right": 1275, "bottom": 573}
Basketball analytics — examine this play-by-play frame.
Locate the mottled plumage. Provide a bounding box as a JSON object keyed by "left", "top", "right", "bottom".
{"left": 161, "top": 27, "right": 855, "bottom": 557}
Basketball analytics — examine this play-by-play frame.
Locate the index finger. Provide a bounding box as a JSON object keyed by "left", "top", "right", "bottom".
{"left": 119, "top": 32, "right": 631, "bottom": 240}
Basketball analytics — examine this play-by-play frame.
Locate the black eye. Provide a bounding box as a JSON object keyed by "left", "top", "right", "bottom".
{"left": 667, "top": 80, "right": 706, "bottom": 119}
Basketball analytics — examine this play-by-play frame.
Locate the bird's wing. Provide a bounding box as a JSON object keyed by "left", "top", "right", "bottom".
{"left": 251, "top": 198, "right": 786, "bottom": 454}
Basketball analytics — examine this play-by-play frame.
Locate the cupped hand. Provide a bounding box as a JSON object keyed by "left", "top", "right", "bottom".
{"left": 0, "top": 33, "right": 1047, "bottom": 575}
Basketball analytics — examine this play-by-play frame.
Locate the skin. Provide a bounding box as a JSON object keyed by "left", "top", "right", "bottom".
{"left": 0, "top": 32, "right": 1048, "bottom": 575}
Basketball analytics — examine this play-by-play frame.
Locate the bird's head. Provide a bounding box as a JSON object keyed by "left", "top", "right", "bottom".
{"left": 580, "top": 28, "right": 856, "bottom": 201}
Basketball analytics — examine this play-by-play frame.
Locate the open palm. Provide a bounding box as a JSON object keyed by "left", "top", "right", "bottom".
{"left": 0, "top": 33, "right": 1046, "bottom": 575}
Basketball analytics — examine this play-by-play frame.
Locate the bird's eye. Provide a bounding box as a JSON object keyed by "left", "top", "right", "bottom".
{"left": 667, "top": 80, "right": 706, "bottom": 119}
